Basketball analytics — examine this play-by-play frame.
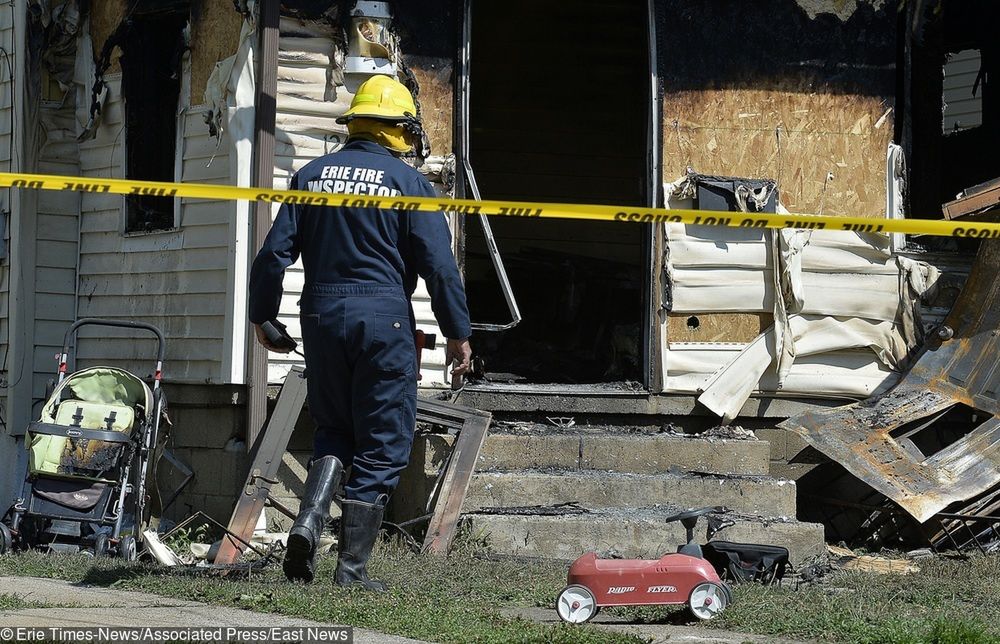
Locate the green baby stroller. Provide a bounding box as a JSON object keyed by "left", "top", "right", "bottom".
{"left": 0, "top": 319, "right": 168, "bottom": 558}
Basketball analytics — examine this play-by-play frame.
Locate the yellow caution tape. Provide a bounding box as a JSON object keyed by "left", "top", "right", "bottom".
{"left": 0, "top": 171, "right": 997, "bottom": 238}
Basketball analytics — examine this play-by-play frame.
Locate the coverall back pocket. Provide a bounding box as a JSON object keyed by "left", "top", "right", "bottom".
{"left": 371, "top": 313, "right": 415, "bottom": 375}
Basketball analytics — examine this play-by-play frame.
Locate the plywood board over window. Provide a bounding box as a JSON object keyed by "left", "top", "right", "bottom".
{"left": 395, "top": 1, "right": 457, "bottom": 158}
{"left": 662, "top": 88, "right": 893, "bottom": 219}
{"left": 655, "top": 0, "right": 898, "bottom": 220}
{"left": 190, "top": 0, "right": 244, "bottom": 107}
{"left": 407, "top": 58, "right": 453, "bottom": 157}
{"left": 89, "top": 0, "right": 127, "bottom": 73}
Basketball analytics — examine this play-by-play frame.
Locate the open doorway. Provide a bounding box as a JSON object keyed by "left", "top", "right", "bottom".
{"left": 462, "top": 0, "right": 652, "bottom": 385}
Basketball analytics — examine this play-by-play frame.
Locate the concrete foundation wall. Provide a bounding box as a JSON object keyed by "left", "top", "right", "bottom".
{"left": 155, "top": 384, "right": 432, "bottom": 532}
{"left": 753, "top": 426, "right": 818, "bottom": 481}
{"left": 158, "top": 383, "right": 248, "bottom": 527}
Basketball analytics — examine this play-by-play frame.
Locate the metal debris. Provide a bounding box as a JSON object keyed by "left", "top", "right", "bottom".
{"left": 781, "top": 234, "right": 1000, "bottom": 523}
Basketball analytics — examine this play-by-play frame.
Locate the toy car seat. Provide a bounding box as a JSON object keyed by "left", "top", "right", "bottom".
{"left": 663, "top": 506, "right": 732, "bottom": 558}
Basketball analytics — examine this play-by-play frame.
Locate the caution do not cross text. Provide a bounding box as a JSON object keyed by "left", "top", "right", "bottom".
{"left": 1, "top": 171, "right": 998, "bottom": 239}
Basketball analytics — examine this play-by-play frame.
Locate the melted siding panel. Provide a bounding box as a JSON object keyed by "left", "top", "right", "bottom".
{"left": 267, "top": 16, "right": 452, "bottom": 387}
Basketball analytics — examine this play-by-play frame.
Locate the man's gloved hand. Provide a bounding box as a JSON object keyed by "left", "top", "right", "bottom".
{"left": 255, "top": 323, "right": 294, "bottom": 354}
{"left": 446, "top": 338, "right": 472, "bottom": 376}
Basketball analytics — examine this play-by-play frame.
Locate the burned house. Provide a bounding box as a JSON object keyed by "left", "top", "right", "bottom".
{"left": 0, "top": 0, "right": 996, "bottom": 561}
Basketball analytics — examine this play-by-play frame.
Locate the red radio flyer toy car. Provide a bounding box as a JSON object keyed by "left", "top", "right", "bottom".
{"left": 556, "top": 507, "right": 734, "bottom": 623}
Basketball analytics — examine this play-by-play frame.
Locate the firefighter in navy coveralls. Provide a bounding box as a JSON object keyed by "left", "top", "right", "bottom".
{"left": 248, "top": 75, "right": 472, "bottom": 588}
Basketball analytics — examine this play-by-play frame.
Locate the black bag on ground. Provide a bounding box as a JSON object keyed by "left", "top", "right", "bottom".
{"left": 702, "top": 541, "right": 789, "bottom": 584}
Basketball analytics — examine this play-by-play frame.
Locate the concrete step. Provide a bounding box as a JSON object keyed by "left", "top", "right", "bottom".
{"left": 463, "top": 508, "right": 826, "bottom": 567}
{"left": 416, "top": 431, "right": 769, "bottom": 476}
{"left": 468, "top": 432, "right": 769, "bottom": 476}
{"left": 464, "top": 470, "right": 797, "bottom": 517}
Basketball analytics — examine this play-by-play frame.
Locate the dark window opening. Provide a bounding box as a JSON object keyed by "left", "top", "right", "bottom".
{"left": 464, "top": 0, "right": 651, "bottom": 385}
{"left": 902, "top": 1, "right": 1000, "bottom": 219}
{"left": 121, "top": 11, "right": 188, "bottom": 233}
{"left": 943, "top": 49, "right": 983, "bottom": 133}
{"left": 889, "top": 403, "right": 991, "bottom": 459}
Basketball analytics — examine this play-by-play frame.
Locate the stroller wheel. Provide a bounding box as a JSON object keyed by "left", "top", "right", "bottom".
{"left": 0, "top": 523, "right": 12, "bottom": 554}
{"left": 118, "top": 535, "right": 137, "bottom": 561}
{"left": 93, "top": 533, "right": 109, "bottom": 557}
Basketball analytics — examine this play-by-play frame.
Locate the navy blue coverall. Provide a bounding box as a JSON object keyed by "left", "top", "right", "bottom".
{"left": 248, "top": 139, "right": 471, "bottom": 504}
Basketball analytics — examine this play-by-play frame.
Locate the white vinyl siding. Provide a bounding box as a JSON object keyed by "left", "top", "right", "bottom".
{"left": 267, "top": 16, "right": 450, "bottom": 386}
{"left": 75, "top": 75, "right": 232, "bottom": 383}
{"left": 943, "top": 49, "right": 983, "bottom": 132}
{"left": 661, "top": 223, "right": 947, "bottom": 405}
{"left": 0, "top": 14, "right": 13, "bottom": 404}
{"left": 32, "top": 94, "right": 82, "bottom": 404}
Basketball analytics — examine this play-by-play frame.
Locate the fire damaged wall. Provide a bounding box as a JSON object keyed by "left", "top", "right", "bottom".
{"left": 190, "top": 0, "right": 244, "bottom": 106}
{"left": 89, "top": 0, "right": 243, "bottom": 107}
{"left": 656, "top": 0, "right": 897, "bottom": 218}
{"left": 72, "top": 0, "right": 247, "bottom": 381}
{"left": 88, "top": 0, "right": 126, "bottom": 73}
{"left": 394, "top": 1, "right": 457, "bottom": 157}
{"left": 266, "top": 1, "right": 458, "bottom": 386}
{"left": 273, "top": 0, "right": 457, "bottom": 160}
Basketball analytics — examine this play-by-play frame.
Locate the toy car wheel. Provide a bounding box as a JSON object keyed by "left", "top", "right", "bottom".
{"left": 721, "top": 582, "right": 734, "bottom": 606}
{"left": 0, "top": 523, "right": 13, "bottom": 555}
{"left": 118, "top": 535, "right": 137, "bottom": 561}
{"left": 556, "top": 584, "right": 599, "bottom": 624}
{"left": 93, "top": 533, "right": 109, "bottom": 558}
{"left": 688, "top": 581, "right": 729, "bottom": 620}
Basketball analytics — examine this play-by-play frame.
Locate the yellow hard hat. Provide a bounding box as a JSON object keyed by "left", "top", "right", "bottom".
{"left": 337, "top": 75, "right": 419, "bottom": 124}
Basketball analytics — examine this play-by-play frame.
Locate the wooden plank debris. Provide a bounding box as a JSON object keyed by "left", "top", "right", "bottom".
{"left": 942, "top": 177, "right": 1000, "bottom": 220}
{"left": 828, "top": 545, "right": 920, "bottom": 574}
{"left": 421, "top": 401, "right": 492, "bottom": 556}
{"left": 214, "top": 365, "right": 308, "bottom": 565}
{"left": 215, "top": 373, "right": 490, "bottom": 563}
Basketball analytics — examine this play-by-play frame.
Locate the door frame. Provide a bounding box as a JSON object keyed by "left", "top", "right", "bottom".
{"left": 456, "top": 0, "right": 661, "bottom": 390}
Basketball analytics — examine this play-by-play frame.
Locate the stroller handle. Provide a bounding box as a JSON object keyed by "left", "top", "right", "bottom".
{"left": 59, "top": 318, "right": 167, "bottom": 384}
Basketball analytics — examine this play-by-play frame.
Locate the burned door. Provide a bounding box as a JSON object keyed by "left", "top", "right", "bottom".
{"left": 461, "top": 0, "right": 655, "bottom": 386}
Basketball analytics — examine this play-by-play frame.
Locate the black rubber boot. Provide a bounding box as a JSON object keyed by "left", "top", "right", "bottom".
{"left": 283, "top": 455, "right": 343, "bottom": 582}
{"left": 334, "top": 496, "right": 387, "bottom": 592}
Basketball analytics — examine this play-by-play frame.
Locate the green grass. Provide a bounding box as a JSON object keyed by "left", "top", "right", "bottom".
{"left": 2, "top": 544, "right": 998, "bottom": 643}
{"left": 0, "top": 542, "right": 638, "bottom": 644}
{"left": 608, "top": 553, "right": 1000, "bottom": 644}
{"left": 0, "top": 593, "right": 46, "bottom": 610}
